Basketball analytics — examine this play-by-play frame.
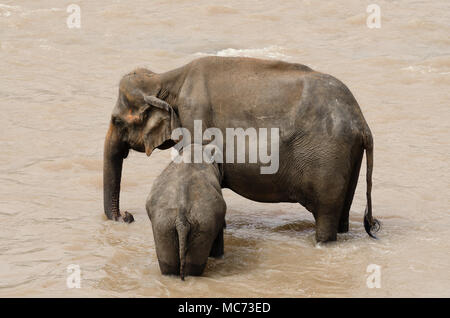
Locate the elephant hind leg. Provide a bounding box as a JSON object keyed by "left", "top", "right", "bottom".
{"left": 209, "top": 227, "right": 224, "bottom": 258}
{"left": 315, "top": 204, "right": 341, "bottom": 243}
{"left": 310, "top": 174, "right": 348, "bottom": 243}
{"left": 185, "top": 263, "right": 207, "bottom": 277}
{"left": 338, "top": 150, "right": 364, "bottom": 233}
{"left": 153, "top": 226, "right": 180, "bottom": 276}
{"left": 158, "top": 260, "right": 180, "bottom": 276}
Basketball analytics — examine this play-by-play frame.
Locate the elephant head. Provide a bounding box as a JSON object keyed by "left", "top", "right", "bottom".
{"left": 103, "top": 69, "right": 181, "bottom": 222}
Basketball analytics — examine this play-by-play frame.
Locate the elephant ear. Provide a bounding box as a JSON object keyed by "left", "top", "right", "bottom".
{"left": 143, "top": 95, "right": 181, "bottom": 156}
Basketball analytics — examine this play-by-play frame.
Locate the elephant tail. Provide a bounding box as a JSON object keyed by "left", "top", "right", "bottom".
{"left": 175, "top": 209, "right": 190, "bottom": 280}
{"left": 363, "top": 131, "right": 381, "bottom": 238}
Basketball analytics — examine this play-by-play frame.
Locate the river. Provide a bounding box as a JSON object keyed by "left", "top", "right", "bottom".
{"left": 0, "top": 0, "right": 449, "bottom": 297}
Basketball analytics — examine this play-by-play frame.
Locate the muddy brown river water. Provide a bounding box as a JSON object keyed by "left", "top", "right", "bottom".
{"left": 0, "top": 0, "right": 449, "bottom": 297}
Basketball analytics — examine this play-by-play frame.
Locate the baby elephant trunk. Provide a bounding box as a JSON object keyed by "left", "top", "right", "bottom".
{"left": 175, "top": 210, "right": 190, "bottom": 280}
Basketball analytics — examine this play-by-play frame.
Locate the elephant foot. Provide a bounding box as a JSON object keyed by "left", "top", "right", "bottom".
{"left": 338, "top": 221, "right": 349, "bottom": 233}
{"left": 159, "top": 262, "right": 206, "bottom": 279}
{"left": 209, "top": 245, "right": 224, "bottom": 258}
{"left": 185, "top": 263, "right": 207, "bottom": 277}
{"left": 111, "top": 211, "right": 135, "bottom": 223}
{"left": 315, "top": 232, "right": 337, "bottom": 243}
{"left": 122, "top": 211, "right": 134, "bottom": 223}
{"left": 315, "top": 216, "right": 338, "bottom": 243}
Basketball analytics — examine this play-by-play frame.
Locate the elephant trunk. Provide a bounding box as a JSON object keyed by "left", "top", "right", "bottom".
{"left": 103, "top": 123, "right": 128, "bottom": 221}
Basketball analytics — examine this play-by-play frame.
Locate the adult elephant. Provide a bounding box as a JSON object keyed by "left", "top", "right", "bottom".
{"left": 103, "top": 56, "right": 379, "bottom": 242}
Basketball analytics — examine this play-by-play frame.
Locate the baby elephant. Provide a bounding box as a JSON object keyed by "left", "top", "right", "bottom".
{"left": 146, "top": 145, "right": 226, "bottom": 280}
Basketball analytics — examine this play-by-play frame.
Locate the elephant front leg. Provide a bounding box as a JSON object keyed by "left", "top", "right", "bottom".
{"left": 338, "top": 209, "right": 349, "bottom": 233}
{"left": 209, "top": 227, "right": 224, "bottom": 258}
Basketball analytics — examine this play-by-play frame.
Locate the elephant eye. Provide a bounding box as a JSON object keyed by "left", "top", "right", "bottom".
{"left": 112, "top": 116, "right": 123, "bottom": 126}
{"left": 139, "top": 106, "right": 152, "bottom": 121}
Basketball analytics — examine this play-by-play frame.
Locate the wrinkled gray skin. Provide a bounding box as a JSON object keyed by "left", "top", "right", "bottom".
{"left": 146, "top": 149, "right": 226, "bottom": 280}
{"left": 104, "top": 56, "right": 380, "bottom": 242}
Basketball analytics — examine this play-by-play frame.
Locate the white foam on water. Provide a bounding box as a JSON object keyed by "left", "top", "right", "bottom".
{"left": 195, "top": 45, "right": 290, "bottom": 60}
{"left": 0, "top": 4, "right": 62, "bottom": 17}
{"left": 401, "top": 65, "right": 449, "bottom": 75}
{"left": 20, "top": 7, "right": 63, "bottom": 16}
{"left": 0, "top": 4, "right": 20, "bottom": 9}
{"left": 0, "top": 3, "right": 20, "bottom": 16}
